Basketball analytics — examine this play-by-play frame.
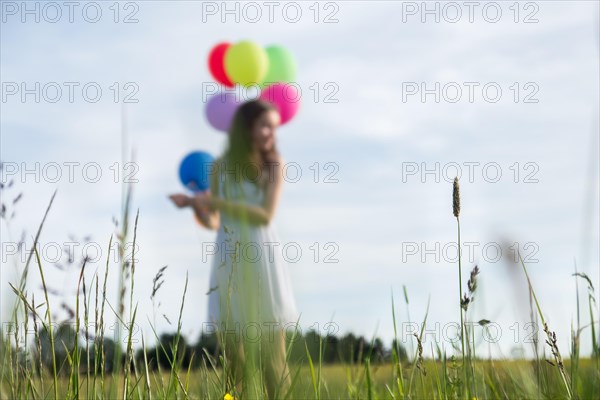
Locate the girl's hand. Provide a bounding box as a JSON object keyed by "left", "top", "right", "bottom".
{"left": 191, "top": 191, "right": 218, "bottom": 230}
{"left": 169, "top": 193, "right": 191, "bottom": 208}
{"left": 192, "top": 190, "right": 213, "bottom": 209}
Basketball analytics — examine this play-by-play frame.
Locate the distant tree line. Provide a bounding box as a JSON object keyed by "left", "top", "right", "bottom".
{"left": 137, "top": 329, "right": 408, "bottom": 371}
{"left": 15, "top": 323, "right": 409, "bottom": 373}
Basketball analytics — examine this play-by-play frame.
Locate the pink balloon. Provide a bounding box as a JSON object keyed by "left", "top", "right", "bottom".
{"left": 259, "top": 83, "right": 300, "bottom": 125}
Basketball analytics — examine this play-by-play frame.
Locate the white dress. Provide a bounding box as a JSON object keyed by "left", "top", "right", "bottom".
{"left": 207, "top": 167, "right": 300, "bottom": 334}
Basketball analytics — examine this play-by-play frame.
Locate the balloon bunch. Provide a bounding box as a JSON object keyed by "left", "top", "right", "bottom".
{"left": 205, "top": 40, "right": 300, "bottom": 131}
{"left": 179, "top": 40, "right": 299, "bottom": 194}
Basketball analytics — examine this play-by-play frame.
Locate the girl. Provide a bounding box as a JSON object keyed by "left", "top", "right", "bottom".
{"left": 170, "top": 99, "right": 300, "bottom": 399}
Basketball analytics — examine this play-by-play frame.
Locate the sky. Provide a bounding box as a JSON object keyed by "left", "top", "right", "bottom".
{"left": 1, "top": 0, "right": 599, "bottom": 358}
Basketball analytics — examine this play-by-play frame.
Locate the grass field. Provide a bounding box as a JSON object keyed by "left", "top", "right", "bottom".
{"left": 1, "top": 359, "right": 599, "bottom": 399}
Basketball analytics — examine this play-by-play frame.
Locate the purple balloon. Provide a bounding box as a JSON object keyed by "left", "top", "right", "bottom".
{"left": 205, "top": 92, "right": 241, "bottom": 132}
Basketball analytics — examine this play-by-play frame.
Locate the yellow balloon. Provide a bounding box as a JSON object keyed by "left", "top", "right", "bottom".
{"left": 224, "top": 41, "right": 268, "bottom": 87}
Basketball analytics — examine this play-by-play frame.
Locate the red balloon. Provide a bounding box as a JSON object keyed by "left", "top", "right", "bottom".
{"left": 208, "top": 43, "right": 234, "bottom": 88}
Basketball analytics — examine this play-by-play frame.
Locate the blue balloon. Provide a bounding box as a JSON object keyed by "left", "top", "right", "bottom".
{"left": 179, "top": 151, "right": 215, "bottom": 192}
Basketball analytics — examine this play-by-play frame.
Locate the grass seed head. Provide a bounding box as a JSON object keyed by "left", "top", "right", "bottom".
{"left": 453, "top": 177, "right": 460, "bottom": 218}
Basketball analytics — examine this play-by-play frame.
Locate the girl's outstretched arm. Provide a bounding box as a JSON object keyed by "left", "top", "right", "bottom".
{"left": 169, "top": 193, "right": 219, "bottom": 230}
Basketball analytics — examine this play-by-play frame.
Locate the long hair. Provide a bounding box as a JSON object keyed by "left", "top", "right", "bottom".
{"left": 220, "top": 99, "right": 280, "bottom": 186}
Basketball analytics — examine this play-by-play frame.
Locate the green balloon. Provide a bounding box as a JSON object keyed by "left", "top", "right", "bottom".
{"left": 261, "top": 45, "right": 297, "bottom": 87}
{"left": 224, "top": 41, "right": 268, "bottom": 87}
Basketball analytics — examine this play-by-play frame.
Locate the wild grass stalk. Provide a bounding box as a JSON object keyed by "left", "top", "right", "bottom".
{"left": 572, "top": 269, "right": 599, "bottom": 398}
{"left": 517, "top": 250, "right": 573, "bottom": 399}
{"left": 114, "top": 181, "right": 133, "bottom": 379}
{"left": 283, "top": 320, "right": 304, "bottom": 400}
{"left": 167, "top": 272, "right": 190, "bottom": 399}
{"left": 429, "top": 344, "right": 443, "bottom": 400}
{"left": 114, "top": 152, "right": 136, "bottom": 389}
{"left": 407, "top": 295, "right": 430, "bottom": 397}
{"left": 462, "top": 264, "right": 480, "bottom": 395}
{"left": 452, "top": 177, "right": 469, "bottom": 399}
{"left": 571, "top": 261, "right": 582, "bottom": 394}
{"left": 305, "top": 339, "right": 319, "bottom": 400}
{"left": 123, "top": 209, "right": 140, "bottom": 400}
{"left": 33, "top": 242, "right": 58, "bottom": 399}
{"left": 67, "top": 257, "right": 87, "bottom": 398}
{"left": 1, "top": 187, "right": 57, "bottom": 400}
{"left": 31, "top": 294, "right": 44, "bottom": 396}
{"left": 572, "top": 272, "right": 599, "bottom": 360}
{"left": 140, "top": 335, "right": 152, "bottom": 400}
{"left": 148, "top": 265, "right": 167, "bottom": 398}
{"left": 83, "top": 271, "right": 93, "bottom": 398}
{"left": 97, "top": 235, "right": 113, "bottom": 398}
{"left": 403, "top": 285, "right": 413, "bottom": 357}
{"left": 364, "top": 356, "right": 372, "bottom": 400}
{"left": 390, "top": 289, "right": 406, "bottom": 399}
{"left": 527, "top": 280, "right": 542, "bottom": 397}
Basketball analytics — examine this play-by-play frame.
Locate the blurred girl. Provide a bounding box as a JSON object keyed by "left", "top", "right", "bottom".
{"left": 170, "top": 99, "right": 299, "bottom": 399}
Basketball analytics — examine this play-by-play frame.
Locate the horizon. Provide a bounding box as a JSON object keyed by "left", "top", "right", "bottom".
{"left": 2, "top": 0, "right": 599, "bottom": 362}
